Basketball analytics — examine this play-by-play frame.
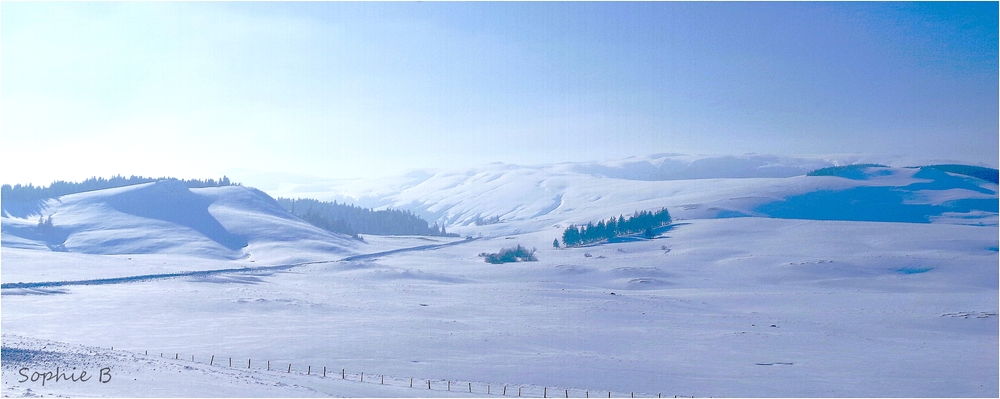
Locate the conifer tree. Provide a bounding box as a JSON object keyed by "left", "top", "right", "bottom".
{"left": 562, "top": 225, "right": 581, "bottom": 247}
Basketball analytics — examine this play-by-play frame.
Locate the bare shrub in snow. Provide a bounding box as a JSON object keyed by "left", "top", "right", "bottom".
{"left": 481, "top": 244, "right": 537, "bottom": 264}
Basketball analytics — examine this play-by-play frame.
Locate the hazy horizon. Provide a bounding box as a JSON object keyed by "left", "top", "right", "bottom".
{"left": 2, "top": 151, "right": 994, "bottom": 190}
{"left": 3, "top": 2, "right": 997, "bottom": 186}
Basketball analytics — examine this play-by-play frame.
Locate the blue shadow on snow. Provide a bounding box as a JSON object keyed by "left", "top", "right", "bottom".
{"left": 754, "top": 184, "right": 997, "bottom": 224}
{"left": 105, "top": 180, "right": 247, "bottom": 250}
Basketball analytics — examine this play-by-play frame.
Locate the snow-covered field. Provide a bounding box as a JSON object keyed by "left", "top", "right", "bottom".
{"left": 2, "top": 158, "right": 997, "bottom": 397}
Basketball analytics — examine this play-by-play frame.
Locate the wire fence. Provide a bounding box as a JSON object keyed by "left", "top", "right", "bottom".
{"left": 120, "top": 347, "right": 691, "bottom": 398}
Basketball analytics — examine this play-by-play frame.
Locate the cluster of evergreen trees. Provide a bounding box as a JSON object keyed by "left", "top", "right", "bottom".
{"left": 276, "top": 198, "right": 458, "bottom": 238}
{"left": 480, "top": 244, "right": 537, "bottom": 264}
{"left": 37, "top": 215, "right": 54, "bottom": 229}
{"left": 474, "top": 215, "right": 502, "bottom": 226}
{"left": 560, "top": 208, "right": 671, "bottom": 247}
{"left": 1, "top": 175, "right": 238, "bottom": 203}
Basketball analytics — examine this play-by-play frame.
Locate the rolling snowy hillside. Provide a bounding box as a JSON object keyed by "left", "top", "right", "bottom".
{"left": 1, "top": 180, "right": 362, "bottom": 266}
{"left": 259, "top": 155, "right": 998, "bottom": 236}
{"left": 2, "top": 155, "right": 997, "bottom": 397}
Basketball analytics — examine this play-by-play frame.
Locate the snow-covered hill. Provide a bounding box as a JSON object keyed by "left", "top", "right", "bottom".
{"left": 1, "top": 180, "right": 361, "bottom": 265}
{"left": 2, "top": 154, "right": 997, "bottom": 397}
{"left": 259, "top": 155, "right": 998, "bottom": 236}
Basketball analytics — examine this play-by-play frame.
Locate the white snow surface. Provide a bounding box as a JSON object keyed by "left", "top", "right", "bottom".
{"left": 1, "top": 180, "right": 363, "bottom": 265}
{"left": 2, "top": 157, "right": 998, "bottom": 397}
{"left": 261, "top": 157, "right": 997, "bottom": 235}
{"left": 1, "top": 334, "right": 486, "bottom": 398}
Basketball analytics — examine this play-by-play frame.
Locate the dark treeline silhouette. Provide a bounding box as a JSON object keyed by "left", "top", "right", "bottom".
{"left": 276, "top": 198, "right": 459, "bottom": 238}
{"left": 561, "top": 208, "right": 671, "bottom": 247}
{"left": 1, "top": 175, "right": 239, "bottom": 203}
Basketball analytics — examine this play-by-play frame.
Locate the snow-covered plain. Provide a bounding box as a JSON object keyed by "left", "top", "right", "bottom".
{"left": 2, "top": 158, "right": 997, "bottom": 397}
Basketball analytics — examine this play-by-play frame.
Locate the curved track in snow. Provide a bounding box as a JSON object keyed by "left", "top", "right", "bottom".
{"left": 1, "top": 238, "right": 477, "bottom": 290}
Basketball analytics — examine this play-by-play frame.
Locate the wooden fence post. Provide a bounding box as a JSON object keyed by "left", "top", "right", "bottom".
{"left": 192, "top": 355, "right": 194, "bottom": 362}
{"left": 544, "top": 387, "right": 547, "bottom": 398}
{"left": 175, "top": 353, "right": 178, "bottom": 359}
{"left": 519, "top": 386, "right": 522, "bottom": 397}
{"left": 382, "top": 375, "right": 385, "bottom": 385}
{"left": 504, "top": 385, "right": 507, "bottom": 396}
{"left": 361, "top": 372, "right": 364, "bottom": 382}
{"left": 210, "top": 355, "right": 214, "bottom": 366}
{"left": 428, "top": 380, "right": 431, "bottom": 389}
{"left": 342, "top": 369, "right": 345, "bottom": 379}
{"left": 447, "top": 380, "right": 450, "bottom": 391}
{"left": 229, "top": 357, "right": 232, "bottom": 367}
{"left": 288, "top": 364, "right": 291, "bottom": 373}
{"left": 248, "top": 359, "right": 251, "bottom": 369}
{"left": 410, "top": 378, "right": 413, "bottom": 388}
{"left": 308, "top": 366, "right": 311, "bottom": 375}
{"left": 469, "top": 382, "right": 472, "bottom": 393}
{"left": 566, "top": 389, "right": 569, "bottom": 398}
{"left": 268, "top": 361, "right": 270, "bottom": 371}
{"left": 631, "top": 392, "right": 633, "bottom": 398}
{"left": 323, "top": 367, "right": 326, "bottom": 377}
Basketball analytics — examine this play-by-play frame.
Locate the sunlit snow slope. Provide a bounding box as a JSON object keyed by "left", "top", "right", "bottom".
{"left": 1, "top": 180, "right": 361, "bottom": 264}
{"left": 2, "top": 155, "right": 997, "bottom": 398}
{"left": 262, "top": 156, "right": 998, "bottom": 235}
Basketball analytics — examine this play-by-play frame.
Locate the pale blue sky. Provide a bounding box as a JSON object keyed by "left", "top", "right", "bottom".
{"left": 2, "top": 1, "right": 997, "bottom": 185}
